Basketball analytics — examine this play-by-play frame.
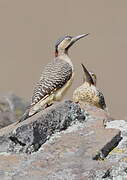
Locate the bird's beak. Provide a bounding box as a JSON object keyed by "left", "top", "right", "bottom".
{"left": 81, "top": 63, "right": 94, "bottom": 85}
{"left": 71, "top": 33, "right": 89, "bottom": 44}
{"left": 66, "top": 33, "right": 89, "bottom": 50}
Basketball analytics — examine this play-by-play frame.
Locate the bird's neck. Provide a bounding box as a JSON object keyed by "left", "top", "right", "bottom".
{"left": 57, "top": 53, "right": 73, "bottom": 68}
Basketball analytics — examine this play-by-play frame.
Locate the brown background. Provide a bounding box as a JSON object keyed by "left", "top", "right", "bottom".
{"left": 0, "top": 0, "right": 126, "bottom": 118}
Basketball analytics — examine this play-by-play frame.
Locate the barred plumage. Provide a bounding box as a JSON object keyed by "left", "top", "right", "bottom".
{"left": 31, "top": 59, "right": 72, "bottom": 105}
{"left": 18, "top": 34, "right": 89, "bottom": 123}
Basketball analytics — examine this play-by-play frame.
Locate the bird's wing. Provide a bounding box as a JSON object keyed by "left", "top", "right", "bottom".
{"left": 31, "top": 59, "right": 72, "bottom": 106}
{"left": 97, "top": 90, "right": 106, "bottom": 110}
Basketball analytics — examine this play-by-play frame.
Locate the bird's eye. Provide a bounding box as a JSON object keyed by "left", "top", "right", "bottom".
{"left": 65, "top": 37, "right": 71, "bottom": 41}
{"left": 92, "top": 74, "right": 96, "bottom": 80}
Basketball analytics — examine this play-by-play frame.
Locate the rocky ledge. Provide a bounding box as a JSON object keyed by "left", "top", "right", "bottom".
{"left": 0, "top": 94, "right": 127, "bottom": 179}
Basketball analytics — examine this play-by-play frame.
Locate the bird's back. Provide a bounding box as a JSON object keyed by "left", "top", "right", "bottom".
{"left": 31, "top": 58, "right": 72, "bottom": 106}
{"left": 73, "top": 83, "right": 95, "bottom": 103}
{"left": 73, "top": 83, "right": 106, "bottom": 110}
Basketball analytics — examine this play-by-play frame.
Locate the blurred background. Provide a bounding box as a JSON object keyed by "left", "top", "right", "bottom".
{"left": 0, "top": 0, "right": 126, "bottom": 118}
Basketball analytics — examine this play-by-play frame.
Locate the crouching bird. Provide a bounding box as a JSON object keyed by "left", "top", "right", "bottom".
{"left": 73, "top": 64, "right": 107, "bottom": 110}
{"left": 18, "top": 34, "right": 89, "bottom": 123}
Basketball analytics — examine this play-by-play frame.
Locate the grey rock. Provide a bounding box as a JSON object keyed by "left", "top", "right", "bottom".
{"left": 0, "top": 99, "right": 126, "bottom": 179}
{"left": 91, "top": 119, "right": 127, "bottom": 179}
{"left": 1, "top": 93, "right": 28, "bottom": 119}
{"left": 0, "top": 93, "right": 28, "bottom": 128}
{"left": 8, "top": 100, "right": 86, "bottom": 153}
{"left": 0, "top": 100, "right": 122, "bottom": 180}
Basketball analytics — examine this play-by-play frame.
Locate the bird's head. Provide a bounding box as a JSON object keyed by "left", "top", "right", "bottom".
{"left": 89, "top": 72, "right": 97, "bottom": 86}
{"left": 55, "top": 34, "right": 89, "bottom": 57}
{"left": 81, "top": 64, "right": 97, "bottom": 86}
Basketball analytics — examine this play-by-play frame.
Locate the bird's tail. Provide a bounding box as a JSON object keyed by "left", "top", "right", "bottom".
{"left": 18, "top": 108, "right": 30, "bottom": 123}
{"left": 17, "top": 104, "right": 41, "bottom": 124}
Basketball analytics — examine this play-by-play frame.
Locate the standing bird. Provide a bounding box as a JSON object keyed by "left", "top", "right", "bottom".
{"left": 18, "top": 34, "right": 89, "bottom": 122}
{"left": 73, "top": 64, "right": 106, "bottom": 110}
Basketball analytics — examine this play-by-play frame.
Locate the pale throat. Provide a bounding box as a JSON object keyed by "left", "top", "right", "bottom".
{"left": 58, "top": 52, "right": 73, "bottom": 69}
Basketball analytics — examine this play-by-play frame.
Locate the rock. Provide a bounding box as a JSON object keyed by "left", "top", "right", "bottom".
{"left": 79, "top": 102, "right": 114, "bottom": 122}
{"left": 89, "top": 119, "right": 127, "bottom": 179}
{"left": 106, "top": 120, "right": 127, "bottom": 162}
{"left": 0, "top": 93, "right": 28, "bottom": 118}
{"left": 8, "top": 100, "right": 87, "bottom": 153}
{"left": 0, "top": 100, "right": 123, "bottom": 179}
{"left": 0, "top": 93, "right": 28, "bottom": 128}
